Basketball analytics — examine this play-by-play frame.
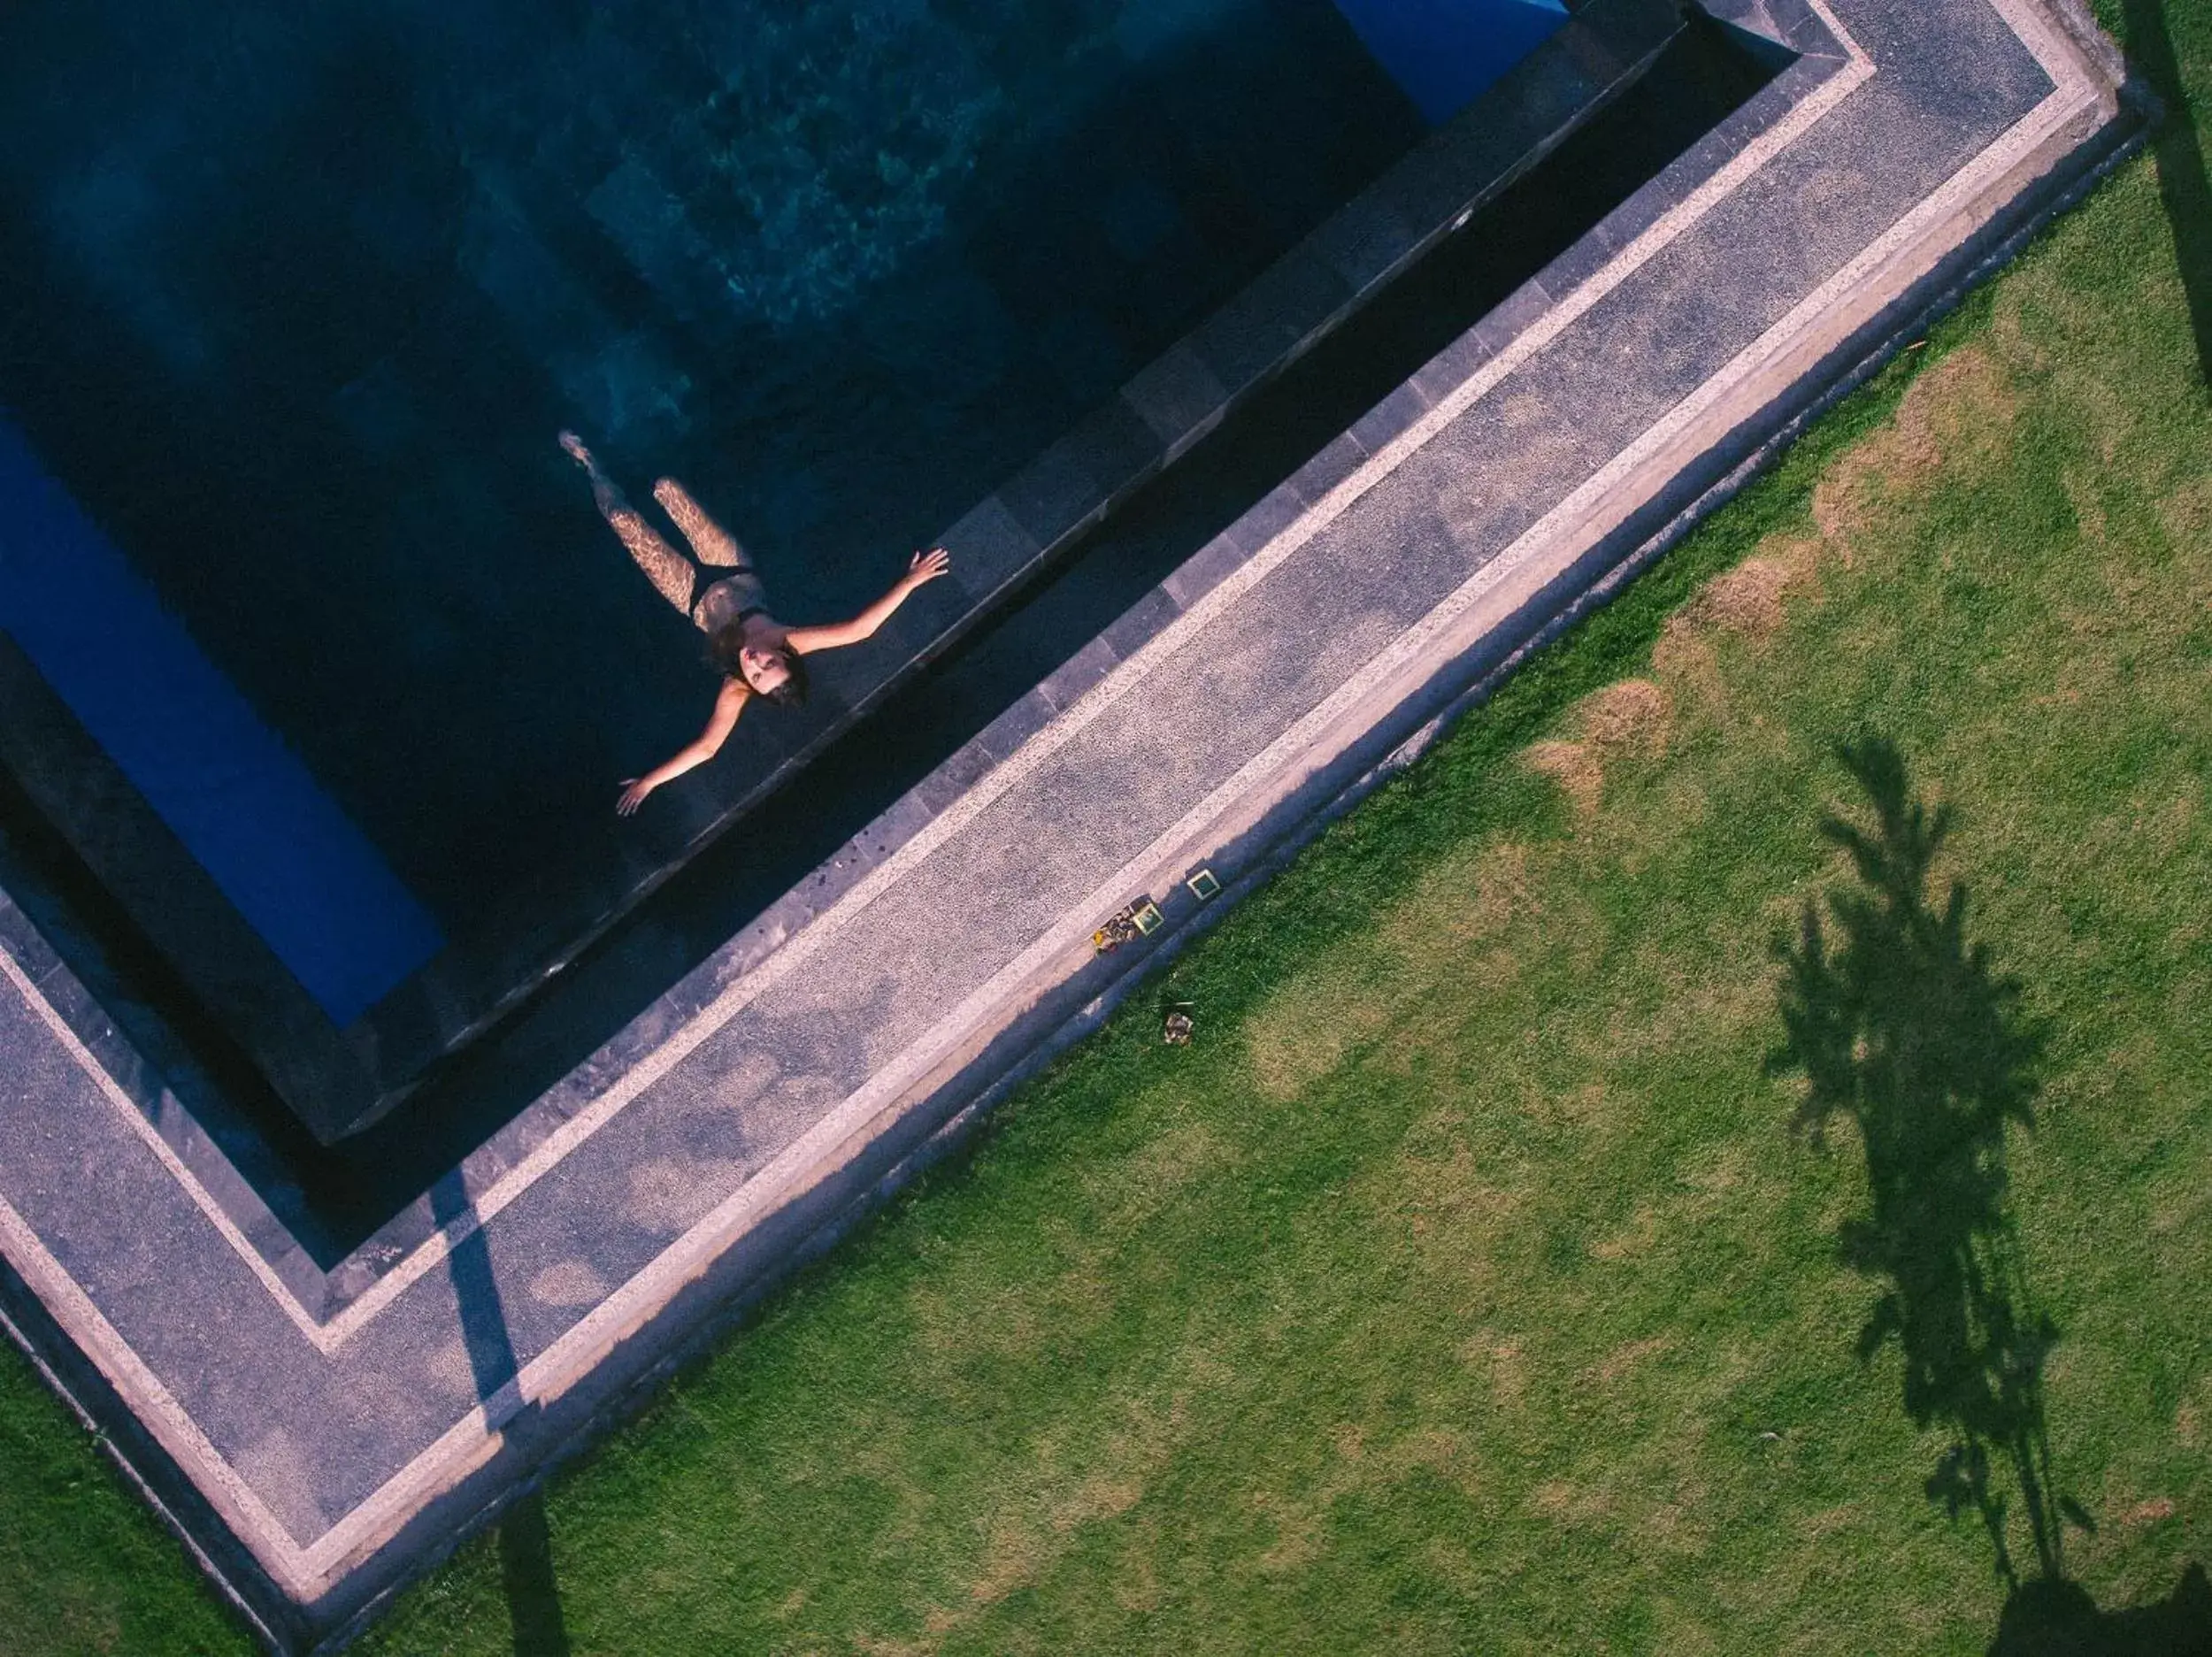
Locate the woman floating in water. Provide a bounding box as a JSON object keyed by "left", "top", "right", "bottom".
{"left": 561, "top": 432, "right": 951, "bottom": 816}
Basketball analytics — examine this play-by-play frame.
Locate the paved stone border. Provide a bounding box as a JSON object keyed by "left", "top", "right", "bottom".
{"left": 0, "top": 1, "right": 2143, "bottom": 1647}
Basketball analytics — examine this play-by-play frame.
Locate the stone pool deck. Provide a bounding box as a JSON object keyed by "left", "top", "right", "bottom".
{"left": 0, "top": 0, "right": 2144, "bottom": 1646}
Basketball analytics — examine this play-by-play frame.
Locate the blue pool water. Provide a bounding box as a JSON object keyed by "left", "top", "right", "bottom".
{"left": 0, "top": 420, "right": 442, "bottom": 1022}
{"left": 0, "top": 0, "right": 1563, "bottom": 1023}
{"left": 1333, "top": 0, "right": 1570, "bottom": 123}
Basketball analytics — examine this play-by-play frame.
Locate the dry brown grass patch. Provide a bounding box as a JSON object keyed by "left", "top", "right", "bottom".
{"left": 1798, "top": 1501, "right": 1872, "bottom": 1543}
{"left": 1525, "top": 739, "right": 1603, "bottom": 815}
{"left": 1679, "top": 556, "right": 1796, "bottom": 638}
{"left": 2176, "top": 1373, "right": 2211, "bottom": 1449}
{"left": 2117, "top": 1496, "right": 2177, "bottom": 1527}
{"left": 2149, "top": 1153, "right": 2212, "bottom": 1239}
{"left": 1810, "top": 346, "right": 2020, "bottom": 541}
{"left": 909, "top": 1248, "right": 1117, "bottom": 1365}
{"left": 1528, "top": 1477, "right": 1615, "bottom": 1527}
{"left": 1594, "top": 1333, "right": 1677, "bottom": 1385}
{"left": 1382, "top": 841, "right": 1537, "bottom": 952}
{"left": 957, "top": 1397, "right": 1187, "bottom": 1614}
{"left": 966, "top": 1519, "right": 1043, "bottom": 1609}
{"left": 1460, "top": 1330, "right": 1527, "bottom": 1407}
{"left": 1255, "top": 1495, "right": 1325, "bottom": 1575}
{"left": 1083, "top": 1121, "right": 1233, "bottom": 1232}
{"left": 1377, "top": 843, "right": 1542, "bottom": 999}
{"left": 1371, "top": 1128, "right": 1524, "bottom": 1240}
{"left": 1582, "top": 677, "right": 1671, "bottom": 752}
{"left": 1522, "top": 679, "right": 1672, "bottom": 817}
{"left": 854, "top": 1626, "right": 938, "bottom": 1657}
{"left": 1608, "top": 947, "right": 1778, "bottom": 1066}
{"left": 1246, "top": 842, "right": 1542, "bottom": 1099}
{"left": 1530, "top": 1478, "right": 1576, "bottom": 1516}
{"left": 2158, "top": 472, "right": 2212, "bottom": 549}
{"left": 1243, "top": 978, "right": 1396, "bottom": 1101}
{"left": 1591, "top": 1205, "right": 1660, "bottom": 1262}
{"left": 1254, "top": 1420, "right": 1479, "bottom": 1576}
{"left": 1526, "top": 1080, "right": 1614, "bottom": 1134}
{"left": 1113, "top": 1530, "right": 1164, "bottom": 1613}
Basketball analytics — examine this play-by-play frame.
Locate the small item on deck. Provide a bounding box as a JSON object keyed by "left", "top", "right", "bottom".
{"left": 1185, "top": 867, "right": 1221, "bottom": 901}
{"left": 1094, "top": 897, "right": 1167, "bottom": 953}
{"left": 1163, "top": 1002, "right": 1194, "bottom": 1045}
{"left": 1093, "top": 901, "right": 1142, "bottom": 953}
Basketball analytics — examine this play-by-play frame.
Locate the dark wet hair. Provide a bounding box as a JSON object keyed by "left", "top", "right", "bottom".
{"left": 706, "top": 624, "right": 808, "bottom": 708}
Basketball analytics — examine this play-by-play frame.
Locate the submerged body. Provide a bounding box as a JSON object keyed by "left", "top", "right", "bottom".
{"left": 561, "top": 432, "right": 950, "bottom": 813}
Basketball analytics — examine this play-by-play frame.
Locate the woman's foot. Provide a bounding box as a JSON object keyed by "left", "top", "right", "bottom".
{"left": 558, "top": 430, "right": 596, "bottom": 472}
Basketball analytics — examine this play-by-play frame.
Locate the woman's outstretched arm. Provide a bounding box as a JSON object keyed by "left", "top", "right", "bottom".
{"left": 784, "top": 548, "right": 951, "bottom": 656}
{"left": 617, "top": 678, "right": 750, "bottom": 814}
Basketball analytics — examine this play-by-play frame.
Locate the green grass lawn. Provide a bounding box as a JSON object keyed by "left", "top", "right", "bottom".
{"left": 5, "top": 4, "right": 2209, "bottom": 1650}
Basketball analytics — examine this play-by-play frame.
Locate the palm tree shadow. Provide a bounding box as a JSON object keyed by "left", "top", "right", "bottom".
{"left": 2124, "top": 0, "right": 2212, "bottom": 390}
{"left": 1772, "top": 736, "right": 2062, "bottom": 1580}
{"left": 1771, "top": 739, "right": 2207, "bottom": 1653}
{"left": 1987, "top": 1562, "right": 2212, "bottom": 1656}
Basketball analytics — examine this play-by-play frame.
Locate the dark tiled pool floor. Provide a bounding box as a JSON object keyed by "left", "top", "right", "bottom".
{"left": 0, "top": 0, "right": 1424, "bottom": 978}
{"left": 4, "top": 1, "right": 1665, "bottom": 1132}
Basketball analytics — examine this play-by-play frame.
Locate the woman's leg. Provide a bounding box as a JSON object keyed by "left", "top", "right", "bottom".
{"left": 653, "top": 477, "right": 748, "bottom": 570}
{"left": 561, "top": 433, "right": 696, "bottom": 616}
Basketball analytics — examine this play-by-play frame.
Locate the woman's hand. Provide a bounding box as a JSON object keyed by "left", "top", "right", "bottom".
{"left": 616, "top": 686, "right": 745, "bottom": 813}
{"left": 903, "top": 547, "right": 951, "bottom": 589}
{"left": 787, "top": 550, "right": 954, "bottom": 656}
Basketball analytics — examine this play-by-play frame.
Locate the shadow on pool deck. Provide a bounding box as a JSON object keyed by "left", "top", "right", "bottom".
{"left": 430, "top": 1170, "right": 572, "bottom": 1655}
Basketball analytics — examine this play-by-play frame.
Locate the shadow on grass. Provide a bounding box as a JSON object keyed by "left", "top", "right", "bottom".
{"left": 2124, "top": 0, "right": 2212, "bottom": 388}
{"left": 430, "top": 1173, "right": 572, "bottom": 1656}
{"left": 1774, "top": 736, "right": 2064, "bottom": 1580}
{"left": 1773, "top": 739, "right": 2208, "bottom": 1655}
{"left": 496, "top": 1490, "right": 572, "bottom": 1657}
{"left": 1986, "top": 1563, "right": 2212, "bottom": 1655}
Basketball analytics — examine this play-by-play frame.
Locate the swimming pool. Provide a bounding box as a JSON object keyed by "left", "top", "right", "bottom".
{"left": 0, "top": 0, "right": 1580, "bottom": 1134}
